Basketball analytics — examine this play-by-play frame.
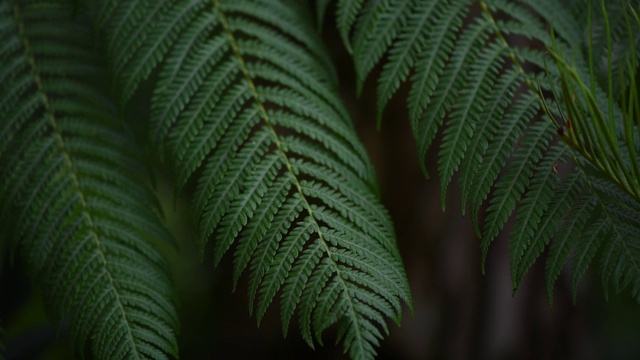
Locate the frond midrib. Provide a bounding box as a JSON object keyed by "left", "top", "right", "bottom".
{"left": 482, "top": 0, "right": 639, "bottom": 205}
{"left": 480, "top": 0, "right": 640, "bottom": 287}
{"left": 478, "top": 0, "right": 543, "bottom": 100}
{"left": 211, "top": 0, "right": 363, "bottom": 343}
{"left": 13, "top": 4, "right": 140, "bottom": 357}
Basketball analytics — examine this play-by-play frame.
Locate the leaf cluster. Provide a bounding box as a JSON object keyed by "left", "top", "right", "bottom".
{"left": 329, "top": 0, "right": 640, "bottom": 303}
{"left": 1, "top": 0, "right": 639, "bottom": 359}
{"left": 1, "top": 0, "right": 411, "bottom": 359}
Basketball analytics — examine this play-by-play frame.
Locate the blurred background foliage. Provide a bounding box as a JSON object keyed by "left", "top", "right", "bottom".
{"left": 1, "top": 3, "right": 640, "bottom": 360}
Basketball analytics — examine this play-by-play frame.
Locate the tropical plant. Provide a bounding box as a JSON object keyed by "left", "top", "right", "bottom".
{"left": 0, "top": 0, "right": 638, "bottom": 359}
{"left": 328, "top": 0, "right": 640, "bottom": 303}
{"left": 0, "top": 2, "right": 178, "bottom": 358}
{"left": 1, "top": 0, "right": 410, "bottom": 358}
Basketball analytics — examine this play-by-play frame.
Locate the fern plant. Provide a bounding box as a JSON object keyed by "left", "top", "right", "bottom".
{"left": 96, "top": 0, "right": 412, "bottom": 357}
{"left": 1, "top": 0, "right": 411, "bottom": 359}
{"left": 2, "top": 0, "right": 639, "bottom": 359}
{"left": 329, "top": 0, "right": 640, "bottom": 303}
{"left": 0, "top": 1, "right": 179, "bottom": 358}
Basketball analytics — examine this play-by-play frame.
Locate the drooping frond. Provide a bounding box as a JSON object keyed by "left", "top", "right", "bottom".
{"left": 0, "top": 2, "right": 178, "bottom": 359}
{"left": 335, "top": 0, "right": 640, "bottom": 302}
{"left": 540, "top": 3, "right": 640, "bottom": 302}
{"left": 96, "top": 0, "right": 412, "bottom": 358}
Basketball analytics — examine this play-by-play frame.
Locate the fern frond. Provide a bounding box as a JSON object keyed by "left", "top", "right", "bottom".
{"left": 544, "top": 189, "right": 594, "bottom": 304}
{"left": 508, "top": 144, "right": 567, "bottom": 289}
{"left": 513, "top": 167, "right": 582, "bottom": 288}
{"left": 461, "top": 74, "right": 531, "bottom": 227}
{"left": 351, "top": 0, "right": 413, "bottom": 94}
{"left": 375, "top": 0, "right": 439, "bottom": 123}
{"left": 98, "top": 0, "right": 411, "bottom": 358}
{"left": 336, "top": 0, "right": 362, "bottom": 53}
{"left": 0, "top": 2, "right": 178, "bottom": 358}
{"left": 336, "top": 0, "right": 640, "bottom": 302}
{"left": 481, "top": 118, "right": 554, "bottom": 266}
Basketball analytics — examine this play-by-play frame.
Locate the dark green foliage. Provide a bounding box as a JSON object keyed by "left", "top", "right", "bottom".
{"left": 333, "top": 0, "right": 640, "bottom": 303}
{"left": 0, "top": 1, "right": 178, "bottom": 358}
{"left": 3, "top": 0, "right": 639, "bottom": 358}
{"left": 94, "top": 0, "right": 411, "bottom": 358}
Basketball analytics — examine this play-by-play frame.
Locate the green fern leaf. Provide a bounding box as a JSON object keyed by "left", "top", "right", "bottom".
{"left": 335, "top": 0, "right": 640, "bottom": 302}
{"left": 460, "top": 70, "right": 529, "bottom": 226}
{"left": 438, "top": 41, "right": 506, "bottom": 209}
{"left": 0, "top": 2, "right": 178, "bottom": 358}
{"left": 590, "top": 163, "right": 640, "bottom": 300}
{"left": 514, "top": 167, "right": 582, "bottom": 289}
{"left": 351, "top": 0, "right": 413, "bottom": 93}
{"left": 375, "top": 0, "right": 438, "bottom": 123}
{"left": 544, "top": 190, "right": 594, "bottom": 304}
{"left": 481, "top": 119, "right": 554, "bottom": 267}
{"left": 406, "top": 0, "right": 469, "bottom": 175}
{"left": 336, "top": 0, "right": 362, "bottom": 53}
{"left": 509, "top": 144, "right": 566, "bottom": 290}
{"left": 570, "top": 217, "right": 607, "bottom": 301}
{"left": 97, "top": 0, "right": 412, "bottom": 358}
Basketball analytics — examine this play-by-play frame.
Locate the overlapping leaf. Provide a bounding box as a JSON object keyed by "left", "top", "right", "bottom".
{"left": 0, "top": 2, "right": 178, "bottom": 358}
{"left": 334, "top": 0, "right": 640, "bottom": 302}
{"left": 97, "top": 0, "right": 412, "bottom": 358}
